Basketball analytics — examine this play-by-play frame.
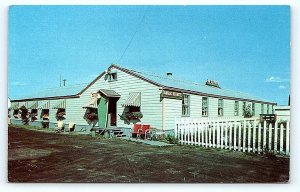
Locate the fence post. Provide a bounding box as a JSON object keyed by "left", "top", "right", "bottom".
{"left": 258, "top": 122, "right": 261, "bottom": 154}
{"left": 205, "top": 123, "right": 208, "bottom": 147}
{"left": 197, "top": 121, "right": 201, "bottom": 146}
{"left": 209, "top": 122, "right": 212, "bottom": 147}
{"left": 180, "top": 119, "right": 184, "bottom": 144}
{"left": 274, "top": 120, "right": 278, "bottom": 154}
{"left": 212, "top": 122, "right": 216, "bottom": 148}
{"left": 268, "top": 123, "right": 272, "bottom": 152}
{"left": 243, "top": 120, "right": 246, "bottom": 152}
{"left": 253, "top": 119, "right": 256, "bottom": 153}
{"left": 184, "top": 119, "right": 188, "bottom": 145}
{"left": 187, "top": 119, "right": 190, "bottom": 145}
{"left": 201, "top": 120, "right": 204, "bottom": 146}
{"left": 229, "top": 121, "right": 232, "bottom": 150}
{"left": 174, "top": 117, "right": 178, "bottom": 139}
{"left": 238, "top": 121, "right": 242, "bottom": 151}
{"left": 224, "top": 122, "right": 228, "bottom": 149}
{"left": 233, "top": 121, "right": 237, "bottom": 151}
{"left": 193, "top": 120, "right": 198, "bottom": 145}
{"left": 286, "top": 121, "right": 290, "bottom": 156}
{"left": 247, "top": 120, "right": 251, "bottom": 152}
{"left": 221, "top": 122, "right": 224, "bottom": 149}
{"left": 217, "top": 121, "right": 220, "bottom": 148}
{"left": 263, "top": 120, "right": 267, "bottom": 152}
{"left": 280, "top": 123, "right": 284, "bottom": 155}
{"left": 191, "top": 119, "right": 194, "bottom": 145}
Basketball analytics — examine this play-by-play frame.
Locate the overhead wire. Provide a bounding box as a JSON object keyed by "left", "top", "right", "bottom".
{"left": 115, "top": 8, "right": 148, "bottom": 64}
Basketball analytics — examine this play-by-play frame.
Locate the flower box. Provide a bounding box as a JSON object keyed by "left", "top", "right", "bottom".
{"left": 86, "top": 113, "right": 98, "bottom": 121}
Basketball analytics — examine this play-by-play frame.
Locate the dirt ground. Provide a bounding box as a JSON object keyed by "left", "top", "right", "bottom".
{"left": 8, "top": 125, "right": 289, "bottom": 183}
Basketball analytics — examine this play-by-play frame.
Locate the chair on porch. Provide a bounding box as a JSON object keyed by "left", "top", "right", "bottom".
{"left": 131, "top": 123, "right": 142, "bottom": 138}
{"left": 55, "top": 120, "right": 65, "bottom": 133}
{"left": 139, "top": 124, "right": 151, "bottom": 139}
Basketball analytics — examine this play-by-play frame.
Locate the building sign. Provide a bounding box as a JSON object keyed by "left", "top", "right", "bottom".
{"left": 161, "top": 90, "right": 183, "bottom": 100}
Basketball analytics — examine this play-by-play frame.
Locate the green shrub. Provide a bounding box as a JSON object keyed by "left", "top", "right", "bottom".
{"left": 165, "top": 134, "right": 179, "bottom": 144}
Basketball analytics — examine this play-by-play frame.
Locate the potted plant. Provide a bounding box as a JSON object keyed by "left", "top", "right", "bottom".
{"left": 19, "top": 106, "right": 29, "bottom": 125}
{"left": 86, "top": 112, "right": 98, "bottom": 121}
{"left": 125, "top": 111, "right": 143, "bottom": 120}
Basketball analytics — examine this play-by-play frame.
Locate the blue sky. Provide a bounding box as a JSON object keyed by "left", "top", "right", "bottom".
{"left": 8, "top": 5, "right": 290, "bottom": 105}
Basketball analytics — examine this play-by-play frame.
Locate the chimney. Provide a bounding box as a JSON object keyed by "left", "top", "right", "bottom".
{"left": 63, "top": 79, "right": 67, "bottom": 86}
{"left": 166, "top": 72, "right": 172, "bottom": 77}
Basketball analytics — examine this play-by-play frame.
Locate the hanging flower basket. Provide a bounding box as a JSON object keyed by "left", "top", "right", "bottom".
{"left": 128, "top": 112, "right": 143, "bottom": 120}
{"left": 86, "top": 112, "right": 98, "bottom": 121}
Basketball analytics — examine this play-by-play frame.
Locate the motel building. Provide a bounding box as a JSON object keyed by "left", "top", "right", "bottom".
{"left": 9, "top": 64, "right": 276, "bottom": 136}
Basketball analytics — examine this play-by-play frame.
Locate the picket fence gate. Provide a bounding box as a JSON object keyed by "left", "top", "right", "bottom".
{"left": 174, "top": 117, "right": 290, "bottom": 156}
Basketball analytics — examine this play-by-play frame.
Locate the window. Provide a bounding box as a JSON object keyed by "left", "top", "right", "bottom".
{"left": 202, "top": 97, "right": 208, "bottom": 116}
{"left": 182, "top": 94, "right": 190, "bottom": 116}
{"left": 234, "top": 101, "right": 239, "bottom": 116}
{"left": 267, "top": 104, "right": 270, "bottom": 114}
{"left": 108, "top": 72, "right": 117, "bottom": 82}
{"left": 13, "top": 109, "right": 19, "bottom": 119}
{"left": 41, "top": 109, "right": 49, "bottom": 120}
{"left": 252, "top": 103, "right": 255, "bottom": 116}
{"left": 242, "top": 102, "right": 246, "bottom": 116}
{"left": 261, "top": 104, "right": 264, "bottom": 114}
{"left": 30, "top": 109, "right": 38, "bottom": 121}
{"left": 271, "top": 105, "right": 274, "bottom": 114}
{"left": 218, "top": 99, "right": 223, "bottom": 116}
{"left": 56, "top": 108, "right": 66, "bottom": 121}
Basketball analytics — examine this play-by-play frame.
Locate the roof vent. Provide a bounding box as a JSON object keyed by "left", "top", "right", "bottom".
{"left": 205, "top": 79, "right": 221, "bottom": 88}
{"left": 166, "top": 72, "right": 173, "bottom": 77}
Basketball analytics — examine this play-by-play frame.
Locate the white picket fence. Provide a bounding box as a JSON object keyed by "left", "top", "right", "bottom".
{"left": 174, "top": 117, "right": 290, "bottom": 156}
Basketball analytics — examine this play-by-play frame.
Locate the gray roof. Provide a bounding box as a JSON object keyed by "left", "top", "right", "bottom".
{"left": 99, "top": 89, "right": 120, "bottom": 97}
{"left": 112, "top": 65, "right": 275, "bottom": 104}
{"left": 12, "top": 83, "right": 89, "bottom": 101}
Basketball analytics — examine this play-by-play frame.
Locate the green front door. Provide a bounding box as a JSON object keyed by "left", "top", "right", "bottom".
{"left": 98, "top": 96, "right": 108, "bottom": 128}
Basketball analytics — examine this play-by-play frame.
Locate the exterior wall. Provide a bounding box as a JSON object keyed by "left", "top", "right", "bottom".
{"left": 164, "top": 98, "right": 182, "bottom": 130}
{"left": 238, "top": 101, "right": 244, "bottom": 117}
{"left": 19, "top": 101, "right": 25, "bottom": 107}
{"left": 223, "top": 99, "right": 234, "bottom": 117}
{"left": 66, "top": 97, "right": 89, "bottom": 126}
{"left": 255, "top": 103, "right": 261, "bottom": 116}
{"left": 174, "top": 95, "right": 271, "bottom": 120}
{"left": 189, "top": 94, "right": 202, "bottom": 118}
{"left": 80, "top": 67, "right": 163, "bottom": 129}
{"left": 207, "top": 97, "right": 218, "bottom": 117}
{"left": 49, "top": 100, "right": 57, "bottom": 122}
{"left": 274, "top": 106, "right": 290, "bottom": 121}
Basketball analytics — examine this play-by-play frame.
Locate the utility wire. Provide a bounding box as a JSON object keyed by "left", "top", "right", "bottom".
{"left": 116, "top": 8, "right": 148, "bottom": 64}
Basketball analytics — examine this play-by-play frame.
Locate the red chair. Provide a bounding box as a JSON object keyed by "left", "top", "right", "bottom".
{"left": 132, "top": 123, "right": 142, "bottom": 138}
{"left": 139, "top": 124, "right": 150, "bottom": 139}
